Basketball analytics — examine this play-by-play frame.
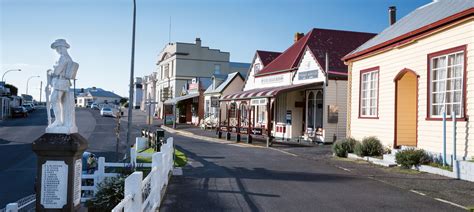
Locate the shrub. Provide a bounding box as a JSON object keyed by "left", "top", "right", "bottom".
{"left": 332, "top": 137, "right": 358, "bottom": 157}
{"left": 395, "top": 148, "right": 431, "bottom": 169}
{"left": 86, "top": 176, "right": 126, "bottom": 211}
{"left": 354, "top": 136, "right": 383, "bottom": 157}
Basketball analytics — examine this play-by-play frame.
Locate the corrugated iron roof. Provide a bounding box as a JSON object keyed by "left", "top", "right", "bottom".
{"left": 346, "top": 0, "right": 474, "bottom": 60}
{"left": 256, "top": 50, "right": 282, "bottom": 66}
{"left": 204, "top": 72, "right": 242, "bottom": 94}
{"left": 256, "top": 28, "right": 375, "bottom": 76}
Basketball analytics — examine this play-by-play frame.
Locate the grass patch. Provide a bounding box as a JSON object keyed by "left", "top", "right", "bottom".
{"left": 467, "top": 206, "right": 474, "bottom": 212}
{"left": 174, "top": 149, "right": 187, "bottom": 167}
{"left": 140, "top": 148, "right": 155, "bottom": 153}
{"left": 136, "top": 148, "right": 188, "bottom": 167}
{"left": 386, "top": 166, "right": 421, "bottom": 175}
{"left": 136, "top": 147, "right": 155, "bottom": 163}
{"left": 426, "top": 162, "right": 453, "bottom": 172}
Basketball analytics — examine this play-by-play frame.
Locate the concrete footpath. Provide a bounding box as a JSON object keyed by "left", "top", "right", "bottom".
{"left": 161, "top": 124, "right": 474, "bottom": 210}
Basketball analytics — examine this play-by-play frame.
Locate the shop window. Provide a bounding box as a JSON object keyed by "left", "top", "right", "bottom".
{"left": 307, "top": 92, "right": 315, "bottom": 129}
{"left": 229, "top": 103, "right": 237, "bottom": 118}
{"left": 205, "top": 100, "right": 210, "bottom": 116}
{"left": 257, "top": 105, "right": 266, "bottom": 124}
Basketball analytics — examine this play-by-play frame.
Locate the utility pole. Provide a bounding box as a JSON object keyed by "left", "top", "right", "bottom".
{"left": 126, "top": 0, "right": 137, "bottom": 160}
{"left": 39, "top": 81, "right": 43, "bottom": 103}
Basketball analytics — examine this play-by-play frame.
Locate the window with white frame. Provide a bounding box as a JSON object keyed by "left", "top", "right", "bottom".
{"left": 254, "top": 63, "right": 261, "bottom": 73}
{"left": 164, "top": 64, "right": 170, "bottom": 78}
{"left": 360, "top": 69, "right": 378, "bottom": 117}
{"left": 205, "top": 100, "right": 210, "bottom": 116}
{"left": 429, "top": 50, "right": 464, "bottom": 118}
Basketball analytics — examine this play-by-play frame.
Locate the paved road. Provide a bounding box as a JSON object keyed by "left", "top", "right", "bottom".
{"left": 161, "top": 134, "right": 464, "bottom": 212}
{"left": 0, "top": 107, "right": 149, "bottom": 208}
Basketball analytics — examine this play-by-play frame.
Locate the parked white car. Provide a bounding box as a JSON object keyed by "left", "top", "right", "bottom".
{"left": 91, "top": 103, "right": 99, "bottom": 110}
{"left": 100, "top": 107, "right": 114, "bottom": 117}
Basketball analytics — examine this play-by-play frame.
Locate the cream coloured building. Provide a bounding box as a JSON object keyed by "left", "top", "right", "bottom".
{"left": 141, "top": 38, "right": 248, "bottom": 119}
{"left": 218, "top": 29, "right": 374, "bottom": 144}
{"left": 343, "top": 0, "right": 474, "bottom": 159}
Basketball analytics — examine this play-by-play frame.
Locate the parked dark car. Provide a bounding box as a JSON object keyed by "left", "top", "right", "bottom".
{"left": 12, "top": 106, "right": 28, "bottom": 118}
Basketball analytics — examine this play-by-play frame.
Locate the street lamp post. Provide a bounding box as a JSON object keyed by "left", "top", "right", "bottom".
{"left": 126, "top": 0, "right": 137, "bottom": 160}
{"left": 1, "top": 69, "right": 21, "bottom": 83}
{"left": 26, "top": 75, "right": 40, "bottom": 95}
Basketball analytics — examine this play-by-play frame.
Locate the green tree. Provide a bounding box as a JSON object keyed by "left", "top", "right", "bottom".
{"left": 5, "top": 84, "right": 18, "bottom": 96}
{"left": 119, "top": 97, "right": 128, "bottom": 105}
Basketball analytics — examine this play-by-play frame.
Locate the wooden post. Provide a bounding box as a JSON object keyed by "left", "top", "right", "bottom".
{"left": 217, "top": 103, "right": 222, "bottom": 138}
{"left": 236, "top": 106, "right": 241, "bottom": 142}
{"left": 247, "top": 105, "right": 252, "bottom": 143}
{"left": 124, "top": 172, "right": 143, "bottom": 211}
{"left": 266, "top": 98, "right": 272, "bottom": 147}
{"left": 226, "top": 103, "right": 231, "bottom": 140}
{"left": 172, "top": 104, "right": 176, "bottom": 129}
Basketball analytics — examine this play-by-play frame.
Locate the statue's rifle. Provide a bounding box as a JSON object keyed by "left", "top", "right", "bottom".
{"left": 46, "top": 69, "right": 52, "bottom": 126}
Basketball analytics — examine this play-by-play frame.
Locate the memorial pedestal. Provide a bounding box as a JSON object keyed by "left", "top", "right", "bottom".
{"left": 32, "top": 133, "right": 88, "bottom": 212}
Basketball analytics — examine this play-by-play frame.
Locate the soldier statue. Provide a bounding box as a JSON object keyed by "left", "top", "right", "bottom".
{"left": 45, "top": 39, "right": 79, "bottom": 134}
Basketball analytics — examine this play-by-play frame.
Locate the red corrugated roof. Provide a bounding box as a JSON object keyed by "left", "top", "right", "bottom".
{"left": 256, "top": 28, "right": 376, "bottom": 76}
{"left": 256, "top": 50, "right": 282, "bottom": 66}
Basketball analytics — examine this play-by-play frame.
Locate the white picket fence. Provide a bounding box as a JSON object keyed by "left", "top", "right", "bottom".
{"left": 2, "top": 194, "right": 35, "bottom": 212}
{"left": 112, "top": 137, "right": 174, "bottom": 212}
{"left": 130, "top": 136, "right": 154, "bottom": 165}
{"left": 81, "top": 137, "right": 156, "bottom": 202}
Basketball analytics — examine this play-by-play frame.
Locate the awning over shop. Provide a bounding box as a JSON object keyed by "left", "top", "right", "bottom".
{"left": 164, "top": 93, "right": 199, "bottom": 105}
{"left": 221, "top": 82, "right": 323, "bottom": 101}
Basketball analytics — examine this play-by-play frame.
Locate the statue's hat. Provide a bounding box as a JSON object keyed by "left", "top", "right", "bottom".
{"left": 51, "top": 39, "right": 70, "bottom": 49}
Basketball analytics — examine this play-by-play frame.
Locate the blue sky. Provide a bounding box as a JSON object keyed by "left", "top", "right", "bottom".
{"left": 1, "top": 0, "right": 431, "bottom": 101}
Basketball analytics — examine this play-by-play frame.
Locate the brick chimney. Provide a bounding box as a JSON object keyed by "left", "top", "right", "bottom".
{"left": 389, "top": 6, "right": 396, "bottom": 25}
{"left": 294, "top": 32, "right": 304, "bottom": 43}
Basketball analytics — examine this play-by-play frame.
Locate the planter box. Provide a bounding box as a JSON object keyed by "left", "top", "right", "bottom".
{"left": 457, "top": 160, "right": 474, "bottom": 182}
{"left": 346, "top": 153, "right": 396, "bottom": 167}
{"left": 413, "top": 165, "right": 456, "bottom": 178}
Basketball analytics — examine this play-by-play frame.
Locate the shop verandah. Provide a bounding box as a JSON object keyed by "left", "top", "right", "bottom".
{"left": 217, "top": 82, "right": 327, "bottom": 146}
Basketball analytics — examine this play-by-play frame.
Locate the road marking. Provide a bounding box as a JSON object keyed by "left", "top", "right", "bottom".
{"left": 434, "top": 198, "right": 467, "bottom": 210}
{"left": 336, "top": 166, "right": 351, "bottom": 172}
{"left": 410, "top": 190, "right": 426, "bottom": 196}
{"left": 269, "top": 148, "right": 298, "bottom": 157}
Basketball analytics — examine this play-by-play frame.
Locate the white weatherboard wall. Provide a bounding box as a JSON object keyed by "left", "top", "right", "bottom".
{"left": 349, "top": 19, "right": 474, "bottom": 158}
{"left": 243, "top": 56, "right": 262, "bottom": 91}
{"left": 324, "top": 80, "right": 347, "bottom": 143}
{"left": 293, "top": 49, "right": 326, "bottom": 85}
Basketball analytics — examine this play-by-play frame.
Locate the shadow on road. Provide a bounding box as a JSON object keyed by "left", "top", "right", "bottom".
{"left": 162, "top": 145, "right": 353, "bottom": 211}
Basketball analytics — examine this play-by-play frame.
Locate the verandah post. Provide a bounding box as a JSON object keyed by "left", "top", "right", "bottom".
{"left": 266, "top": 98, "right": 272, "bottom": 147}
{"left": 217, "top": 102, "right": 222, "bottom": 138}
{"left": 247, "top": 105, "right": 252, "bottom": 143}
{"left": 226, "top": 103, "right": 231, "bottom": 140}
{"left": 236, "top": 105, "right": 241, "bottom": 142}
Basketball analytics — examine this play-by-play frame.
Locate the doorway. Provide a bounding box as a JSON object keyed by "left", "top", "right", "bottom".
{"left": 395, "top": 69, "right": 418, "bottom": 147}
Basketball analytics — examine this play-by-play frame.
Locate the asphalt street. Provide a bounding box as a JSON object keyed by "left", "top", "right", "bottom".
{"left": 161, "top": 134, "right": 464, "bottom": 212}
{"left": 0, "top": 107, "right": 147, "bottom": 208}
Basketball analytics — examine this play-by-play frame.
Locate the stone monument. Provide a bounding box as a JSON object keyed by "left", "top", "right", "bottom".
{"left": 32, "top": 39, "right": 88, "bottom": 211}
